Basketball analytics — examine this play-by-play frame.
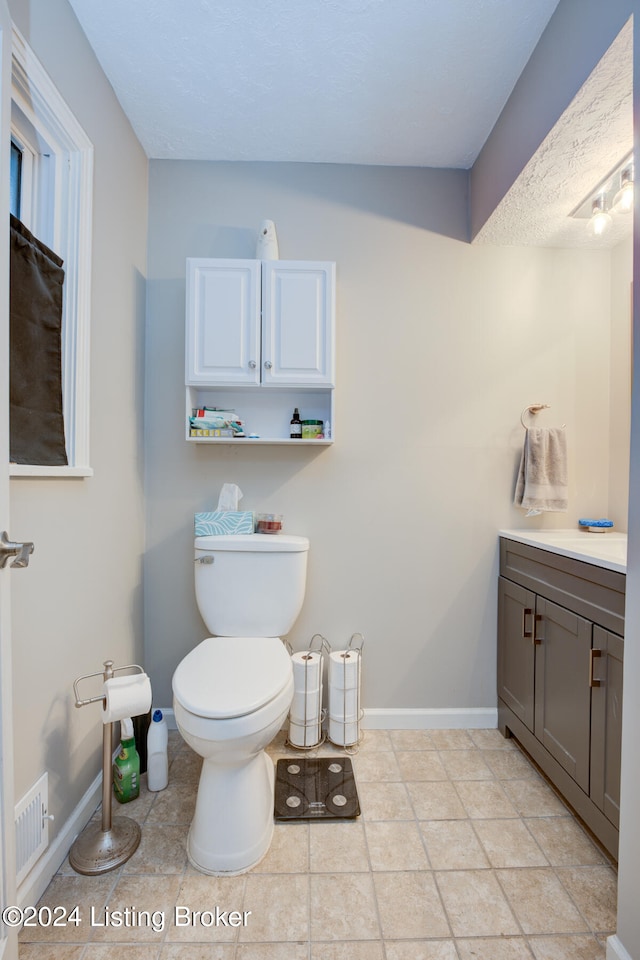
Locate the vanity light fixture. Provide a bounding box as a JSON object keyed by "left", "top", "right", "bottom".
{"left": 612, "top": 163, "right": 634, "bottom": 214}
{"left": 570, "top": 149, "right": 634, "bottom": 237}
{"left": 589, "top": 194, "right": 613, "bottom": 236}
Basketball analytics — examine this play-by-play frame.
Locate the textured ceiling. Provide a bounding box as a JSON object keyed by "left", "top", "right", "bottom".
{"left": 475, "top": 19, "right": 633, "bottom": 248}
{"left": 66, "top": 0, "right": 561, "bottom": 167}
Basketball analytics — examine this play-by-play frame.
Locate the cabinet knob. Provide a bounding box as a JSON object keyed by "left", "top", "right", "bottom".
{"left": 264, "top": 360, "right": 273, "bottom": 369}
{"left": 248, "top": 360, "right": 257, "bottom": 369}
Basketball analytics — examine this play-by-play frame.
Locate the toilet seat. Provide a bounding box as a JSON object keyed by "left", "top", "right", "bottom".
{"left": 172, "top": 636, "right": 292, "bottom": 719}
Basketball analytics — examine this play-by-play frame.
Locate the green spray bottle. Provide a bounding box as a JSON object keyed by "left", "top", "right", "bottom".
{"left": 113, "top": 717, "right": 140, "bottom": 803}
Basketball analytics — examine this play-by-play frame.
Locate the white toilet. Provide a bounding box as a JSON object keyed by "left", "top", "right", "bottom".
{"left": 172, "top": 532, "right": 309, "bottom": 875}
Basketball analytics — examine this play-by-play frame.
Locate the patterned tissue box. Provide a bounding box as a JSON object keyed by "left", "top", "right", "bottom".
{"left": 195, "top": 511, "right": 255, "bottom": 536}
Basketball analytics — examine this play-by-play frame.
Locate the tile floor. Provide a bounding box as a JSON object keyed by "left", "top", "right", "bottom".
{"left": 19, "top": 727, "right": 618, "bottom": 959}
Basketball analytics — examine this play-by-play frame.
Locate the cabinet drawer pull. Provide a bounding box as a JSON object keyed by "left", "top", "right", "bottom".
{"left": 533, "top": 613, "right": 543, "bottom": 645}
{"left": 522, "top": 608, "right": 533, "bottom": 639}
{"left": 589, "top": 648, "right": 602, "bottom": 688}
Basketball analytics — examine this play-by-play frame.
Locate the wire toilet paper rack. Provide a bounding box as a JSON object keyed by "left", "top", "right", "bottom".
{"left": 69, "top": 660, "right": 146, "bottom": 875}
{"left": 328, "top": 633, "right": 365, "bottom": 753}
{"left": 286, "top": 633, "right": 329, "bottom": 752}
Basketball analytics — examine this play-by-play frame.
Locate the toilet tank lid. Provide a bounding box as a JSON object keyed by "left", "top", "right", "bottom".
{"left": 195, "top": 533, "right": 309, "bottom": 553}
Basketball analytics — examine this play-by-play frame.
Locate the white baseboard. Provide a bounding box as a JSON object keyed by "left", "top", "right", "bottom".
{"left": 362, "top": 708, "right": 498, "bottom": 730}
{"left": 17, "top": 768, "right": 102, "bottom": 909}
{"left": 163, "top": 706, "right": 497, "bottom": 732}
{"left": 607, "top": 935, "right": 632, "bottom": 960}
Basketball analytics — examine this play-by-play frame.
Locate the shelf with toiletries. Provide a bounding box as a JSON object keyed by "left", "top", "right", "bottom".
{"left": 185, "top": 257, "right": 335, "bottom": 445}
{"left": 185, "top": 386, "right": 334, "bottom": 444}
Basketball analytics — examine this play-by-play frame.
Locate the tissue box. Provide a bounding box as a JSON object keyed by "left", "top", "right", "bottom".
{"left": 195, "top": 511, "right": 254, "bottom": 536}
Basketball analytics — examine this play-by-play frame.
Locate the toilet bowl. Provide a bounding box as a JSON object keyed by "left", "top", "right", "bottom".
{"left": 172, "top": 534, "right": 309, "bottom": 875}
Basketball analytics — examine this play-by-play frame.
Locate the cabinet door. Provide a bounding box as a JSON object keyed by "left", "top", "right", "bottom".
{"left": 186, "top": 259, "right": 261, "bottom": 385}
{"left": 261, "top": 261, "right": 335, "bottom": 386}
{"left": 534, "top": 597, "right": 592, "bottom": 792}
{"left": 590, "top": 626, "right": 623, "bottom": 827}
{"left": 498, "top": 577, "right": 536, "bottom": 732}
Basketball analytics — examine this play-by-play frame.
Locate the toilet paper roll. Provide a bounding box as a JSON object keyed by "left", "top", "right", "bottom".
{"left": 328, "top": 684, "right": 359, "bottom": 721}
{"left": 290, "top": 686, "right": 323, "bottom": 723}
{"left": 289, "top": 649, "right": 324, "bottom": 747}
{"left": 328, "top": 650, "right": 361, "bottom": 689}
{"left": 328, "top": 716, "right": 359, "bottom": 746}
{"left": 102, "top": 673, "right": 152, "bottom": 724}
{"left": 292, "top": 650, "right": 322, "bottom": 691}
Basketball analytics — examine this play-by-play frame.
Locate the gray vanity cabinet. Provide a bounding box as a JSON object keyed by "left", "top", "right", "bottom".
{"left": 533, "top": 597, "right": 592, "bottom": 793}
{"left": 497, "top": 578, "right": 536, "bottom": 731}
{"left": 590, "top": 626, "right": 623, "bottom": 829}
{"left": 498, "top": 537, "right": 625, "bottom": 858}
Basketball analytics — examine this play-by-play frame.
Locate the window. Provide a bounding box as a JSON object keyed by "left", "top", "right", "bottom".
{"left": 9, "top": 25, "right": 94, "bottom": 477}
{"left": 9, "top": 139, "right": 21, "bottom": 218}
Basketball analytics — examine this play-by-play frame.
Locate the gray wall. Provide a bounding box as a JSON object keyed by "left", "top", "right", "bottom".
{"left": 619, "top": 220, "right": 640, "bottom": 955}
{"left": 8, "top": 0, "right": 148, "bottom": 835}
{"left": 615, "top": 13, "right": 640, "bottom": 958}
{"left": 144, "top": 160, "right": 623, "bottom": 712}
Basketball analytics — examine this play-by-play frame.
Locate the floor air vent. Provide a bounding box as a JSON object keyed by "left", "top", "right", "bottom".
{"left": 15, "top": 772, "right": 50, "bottom": 886}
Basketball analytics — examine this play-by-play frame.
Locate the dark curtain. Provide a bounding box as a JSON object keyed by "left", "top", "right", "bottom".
{"left": 10, "top": 214, "right": 68, "bottom": 466}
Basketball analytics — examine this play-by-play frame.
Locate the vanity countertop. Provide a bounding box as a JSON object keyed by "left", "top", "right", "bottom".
{"left": 499, "top": 528, "right": 627, "bottom": 574}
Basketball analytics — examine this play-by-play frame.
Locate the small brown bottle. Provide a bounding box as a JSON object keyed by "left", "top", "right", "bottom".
{"left": 290, "top": 408, "right": 302, "bottom": 439}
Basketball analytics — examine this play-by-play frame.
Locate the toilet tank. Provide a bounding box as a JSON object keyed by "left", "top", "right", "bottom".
{"left": 194, "top": 533, "right": 309, "bottom": 637}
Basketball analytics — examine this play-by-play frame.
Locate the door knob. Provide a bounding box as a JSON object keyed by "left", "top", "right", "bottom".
{"left": 264, "top": 360, "right": 273, "bottom": 369}
{"left": 0, "top": 531, "right": 35, "bottom": 569}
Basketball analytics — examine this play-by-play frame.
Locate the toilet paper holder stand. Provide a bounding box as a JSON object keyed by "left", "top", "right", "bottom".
{"left": 328, "top": 632, "right": 365, "bottom": 752}
{"left": 286, "top": 633, "right": 329, "bottom": 751}
{"left": 69, "top": 660, "right": 146, "bottom": 876}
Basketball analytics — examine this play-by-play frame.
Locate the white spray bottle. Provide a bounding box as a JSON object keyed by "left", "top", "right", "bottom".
{"left": 146, "top": 709, "right": 169, "bottom": 791}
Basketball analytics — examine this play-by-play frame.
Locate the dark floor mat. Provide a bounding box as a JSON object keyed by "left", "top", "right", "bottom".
{"left": 274, "top": 757, "right": 360, "bottom": 820}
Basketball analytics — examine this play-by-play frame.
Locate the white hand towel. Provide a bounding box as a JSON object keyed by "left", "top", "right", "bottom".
{"left": 514, "top": 426, "right": 568, "bottom": 513}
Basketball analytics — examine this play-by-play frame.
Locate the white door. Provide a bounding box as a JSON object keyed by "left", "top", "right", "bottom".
{"left": 261, "top": 260, "right": 336, "bottom": 387}
{"left": 0, "top": 4, "right": 18, "bottom": 957}
{"left": 185, "top": 258, "right": 261, "bottom": 385}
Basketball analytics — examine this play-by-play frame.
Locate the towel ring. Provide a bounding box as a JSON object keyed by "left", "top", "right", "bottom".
{"left": 520, "top": 404, "right": 550, "bottom": 428}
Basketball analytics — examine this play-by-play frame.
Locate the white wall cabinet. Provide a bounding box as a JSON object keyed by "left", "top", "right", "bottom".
{"left": 185, "top": 257, "right": 335, "bottom": 443}
{"left": 261, "top": 260, "right": 335, "bottom": 386}
{"left": 186, "top": 259, "right": 261, "bottom": 386}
